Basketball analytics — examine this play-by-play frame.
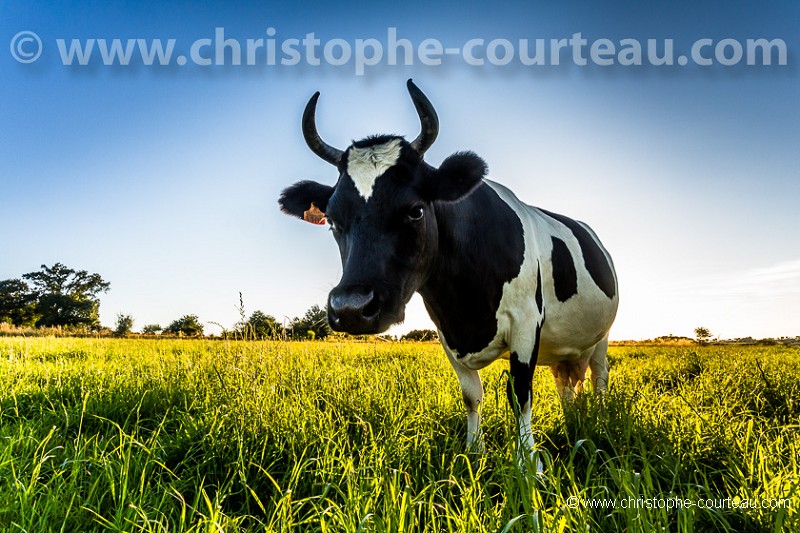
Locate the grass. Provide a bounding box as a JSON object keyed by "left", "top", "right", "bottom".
{"left": 0, "top": 337, "right": 797, "bottom": 532}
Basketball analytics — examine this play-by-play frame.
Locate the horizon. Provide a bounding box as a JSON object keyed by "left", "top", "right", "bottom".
{"left": 2, "top": 1, "right": 798, "bottom": 341}
{"left": 2, "top": 260, "right": 799, "bottom": 342}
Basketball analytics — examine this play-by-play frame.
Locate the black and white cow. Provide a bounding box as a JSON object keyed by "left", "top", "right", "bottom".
{"left": 279, "top": 80, "right": 618, "bottom": 470}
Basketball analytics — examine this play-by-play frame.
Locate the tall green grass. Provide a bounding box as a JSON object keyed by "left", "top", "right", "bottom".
{"left": 0, "top": 338, "right": 797, "bottom": 531}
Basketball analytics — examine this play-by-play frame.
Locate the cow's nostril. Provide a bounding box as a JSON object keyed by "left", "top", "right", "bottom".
{"left": 362, "top": 292, "right": 381, "bottom": 319}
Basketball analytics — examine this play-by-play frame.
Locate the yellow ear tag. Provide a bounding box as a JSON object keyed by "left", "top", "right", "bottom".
{"left": 303, "top": 203, "right": 327, "bottom": 225}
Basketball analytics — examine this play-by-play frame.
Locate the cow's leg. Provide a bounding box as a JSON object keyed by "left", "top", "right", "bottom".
{"left": 508, "top": 351, "right": 542, "bottom": 473}
{"left": 588, "top": 335, "right": 610, "bottom": 394}
{"left": 443, "top": 345, "right": 484, "bottom": 453}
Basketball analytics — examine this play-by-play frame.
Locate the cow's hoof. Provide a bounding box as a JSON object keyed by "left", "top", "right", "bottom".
{"left": 517, "top": 451, "right": 544, "bottom": 475}
{"left": 467, "top": 438, "right": 486, "bottom": 454}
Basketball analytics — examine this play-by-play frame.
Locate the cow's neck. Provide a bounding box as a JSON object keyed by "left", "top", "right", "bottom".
{"left": 419, "top": 182, "right": 525, "bottom": 356}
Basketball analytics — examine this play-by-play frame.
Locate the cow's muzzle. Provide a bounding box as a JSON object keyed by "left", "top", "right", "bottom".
{"left": 328, "top": 287, "right": 383, "bottom": 334}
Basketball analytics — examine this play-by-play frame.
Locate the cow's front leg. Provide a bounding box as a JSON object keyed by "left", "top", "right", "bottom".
{"left": 509, "top": 351, "right": 542, "bottom": 473}
{"left": 444, "top": 345, "right": 485, "bottom": 453}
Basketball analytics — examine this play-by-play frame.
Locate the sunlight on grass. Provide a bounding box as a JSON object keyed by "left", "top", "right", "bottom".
{"left": 0, "top": 338, "right": 797, "bottom": 531}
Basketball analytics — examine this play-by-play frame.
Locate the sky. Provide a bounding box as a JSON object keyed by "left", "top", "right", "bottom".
{"left": 1, "top": 0, "right": 798, "bottom": 340}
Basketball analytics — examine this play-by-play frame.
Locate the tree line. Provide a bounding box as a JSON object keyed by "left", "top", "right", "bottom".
{"left": 114, "top": 305, "right": 331, "bottom": 340}
{"left": 1, "top": 263, "right": 438, "bottom": 341}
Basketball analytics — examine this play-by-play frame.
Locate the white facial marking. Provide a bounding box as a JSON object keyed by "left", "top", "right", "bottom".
{"left": 346, "top": 139, "right": 402, "bottom": 201}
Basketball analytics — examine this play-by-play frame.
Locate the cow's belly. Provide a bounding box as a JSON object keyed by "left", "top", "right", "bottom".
{"left": 537, "top": 297, "right": 616, "bottom": 365}
{"left": 452, "top": 295, "right": 616, "bottom": 370}
{"left": 452, "top": 334, "right": 594, "bottom": 370}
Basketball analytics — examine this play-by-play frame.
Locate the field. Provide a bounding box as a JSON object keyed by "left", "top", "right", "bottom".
{"left": 0, "top": 338, "right": 797, "bottom": 532}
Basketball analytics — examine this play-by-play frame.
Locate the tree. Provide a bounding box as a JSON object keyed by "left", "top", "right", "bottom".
{"left": 292, "top": 304, "right": 330, "bottom": 340}
{"left": 142, "top": 324, "right": 162, "bottom": 335}
{"left": 694, "top": 326, "right": 712, "bottom": 345}
{"left": 165, "top": 315, "right": 204, "bottom": 337}
{"left": 0, "top": 279, "right": 39, "bottom": 326}
{"left": 22, "top": 263, "right": 110, "bottom": 328}
{"left": 244, "top": 311, "right": 281, "bottom": 339}
{"left": 401, "top": 329, "right": 438, "bottom": 342}
{"left": 114, "top": 314, "right": 134, "bottom": 337}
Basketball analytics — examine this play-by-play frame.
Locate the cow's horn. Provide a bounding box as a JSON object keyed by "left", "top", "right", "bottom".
{"left": 302, "top": 92, "right": 344, "bottom": 166}
{"left": 407, "top": 79, "right": 439, "bottom": 157}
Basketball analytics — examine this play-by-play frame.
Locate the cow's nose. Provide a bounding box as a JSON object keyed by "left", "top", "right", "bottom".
{"left": 328, "top": 288, "right": 381, "bottom": 332}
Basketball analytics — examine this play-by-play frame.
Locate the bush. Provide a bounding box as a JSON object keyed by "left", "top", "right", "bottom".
{"left": 114, "top": 314, "right": 134, "bottom": 337}
{"left": 164, "top": 315, "right": 204, "bottom": 337}
{"left": 401, "top": 329, "right": 439, "bottom": 342}
{"left": 141, "top": 324, "right": 162, "bottom": 335}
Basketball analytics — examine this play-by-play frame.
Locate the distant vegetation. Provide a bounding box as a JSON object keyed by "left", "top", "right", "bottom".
{"left": 164, "top": 314, "right": 205, "bottom": 337}
{"left": 401, "top": 329, "right": 439, "bottom": 342}
{"left": 694, "top": 326, "right": 713, "bottom": 345}
{"left": 113, "top": 313, "right": 134, "bottom": 337}
{"left": 141, "top": 324, "right": 163, "bottom": 335}
{"left": 0, "top": 265, "right": 343, "bottom": 340}
{"left": 0, "top": 263, "right": 109, "bottom": 330}
{"left": 2, "top": 264, "right": 796, "bottom": 345}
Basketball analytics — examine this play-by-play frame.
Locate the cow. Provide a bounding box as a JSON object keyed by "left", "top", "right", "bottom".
{"left": 279, "top": 80, "right": 618, "bottom": 471}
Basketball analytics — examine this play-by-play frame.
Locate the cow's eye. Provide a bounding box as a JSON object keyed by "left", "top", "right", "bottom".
{"left": 407, "top": 205, "right": 424, "bottom": 222}
{"left": 328, "top": 219, "right": 338, "bottom": 232}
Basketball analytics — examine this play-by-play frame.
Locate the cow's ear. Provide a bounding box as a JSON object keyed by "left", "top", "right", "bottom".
{"left": 279, "top": 181, "right": 334, "bottom": 225}
{"left": 424, "top": 151, "right": 487, "bottom": 202}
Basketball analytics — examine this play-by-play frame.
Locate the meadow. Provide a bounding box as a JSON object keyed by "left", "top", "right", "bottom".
{"left": 0, "top": 337, "right": 797, "bottom": 532}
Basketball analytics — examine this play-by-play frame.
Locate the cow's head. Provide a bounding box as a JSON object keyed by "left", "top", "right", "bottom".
{"left": 279, "top": 80, "right": 486, "bottom": 334}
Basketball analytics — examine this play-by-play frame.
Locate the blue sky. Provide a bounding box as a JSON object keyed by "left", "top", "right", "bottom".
{"left": 1, "top": 1, "right": 798, "bottom": 339}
